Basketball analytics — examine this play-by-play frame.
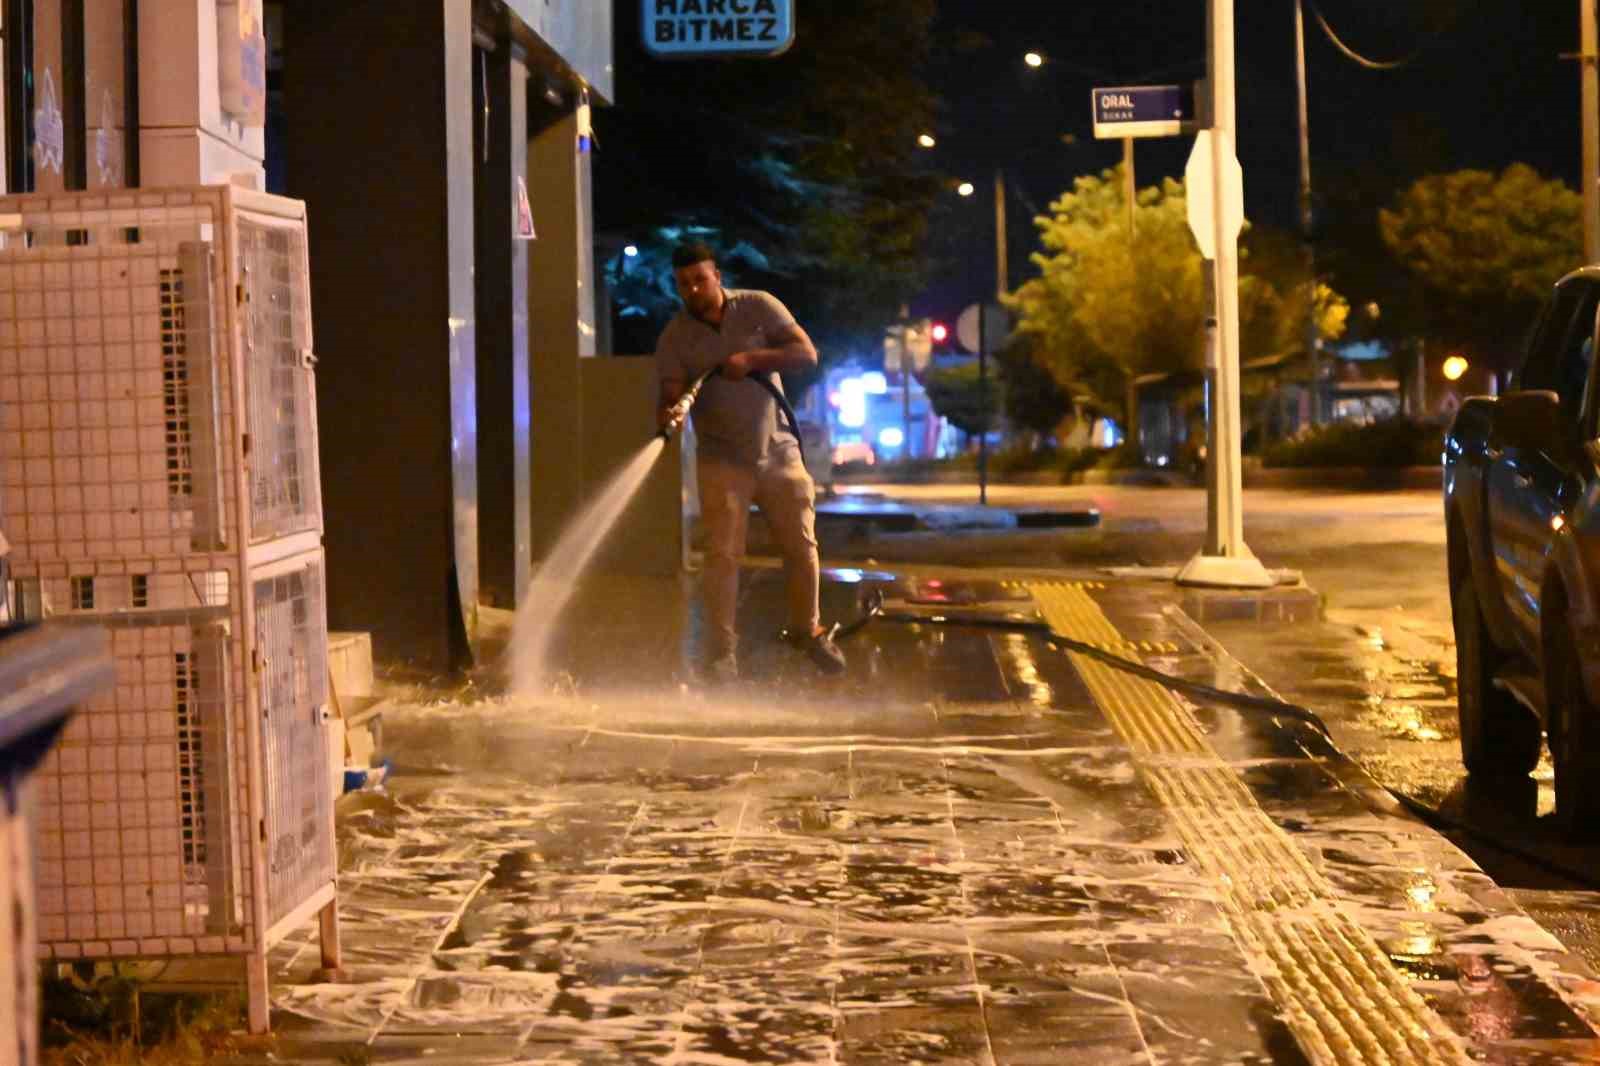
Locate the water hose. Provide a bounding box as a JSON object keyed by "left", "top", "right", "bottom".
{"left": 656, "top": 368, "right": 717, "bottom": 441}
{"left": 830, "top": 588, "right": 1333, "bottom": 740}
{"left": 829, "top": 588, "right": 1600, "bottom": 891}
{"left": 657, "top": 366, "right": 808, "bottom": 465}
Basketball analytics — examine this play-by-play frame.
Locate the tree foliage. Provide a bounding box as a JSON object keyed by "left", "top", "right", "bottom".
{"left": 1008, "top": 170, "right": 1206, "bottom": 409}
{"left": 1005, "top": 167, "right": 1348, "bottom": 419}
{"left": 923, "top": 361, "right": 1000, "bottom": 438}
{"left": 597, "top": 2, "right": 942, "bottom": 357}
{"left": 995, "top": 335, "right": 1073, "bottom": 439}
{"left": 1379, "top": 164, "right": 1582, "bottom": 365}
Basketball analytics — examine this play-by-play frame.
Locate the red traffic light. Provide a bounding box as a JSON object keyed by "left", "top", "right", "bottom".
{"left": 931, "top": 322, "right": 949, "bottom": 343}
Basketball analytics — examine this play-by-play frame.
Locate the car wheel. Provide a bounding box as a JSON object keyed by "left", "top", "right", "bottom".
{"left": 1453, "top": 577, "right": 1541, "bottom": 777}
{"left": 1548, "top": 617, "right": 1600, "bottom": 840}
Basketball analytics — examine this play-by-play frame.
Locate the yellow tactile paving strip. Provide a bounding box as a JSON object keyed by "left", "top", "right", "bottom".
{"left": 1027, "top": 580, "right": 1470, "bottom": 1066}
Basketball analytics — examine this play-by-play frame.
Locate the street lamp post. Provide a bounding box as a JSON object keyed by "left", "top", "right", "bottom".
{"left": 1123, "top": 138, "right": 1136, "bottom": 232}
{"left": 1294, "top": 0, "right": 1321, "bottom": 425}
{"left": 1583, "top": 0, "right": 1600, "bottom": 263}
{"left": 1177, "top": 0, "right": 1275, "bottom": 589}
{"left": 979, "top": 170, "right": 1010, "bottom": 505}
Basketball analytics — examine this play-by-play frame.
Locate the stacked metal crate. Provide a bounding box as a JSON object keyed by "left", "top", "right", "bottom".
{"left": 0, "top": 186, "right": 339, "bottom": 1032}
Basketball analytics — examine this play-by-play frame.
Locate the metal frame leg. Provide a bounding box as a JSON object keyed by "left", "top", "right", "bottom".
{"left": 318, "top": 895, "right": 344, "bottom": 974}
{"left": 246, "top": 947, "right": 270, "bottom": 1033}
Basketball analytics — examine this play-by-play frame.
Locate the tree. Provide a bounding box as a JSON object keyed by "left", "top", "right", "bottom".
{"left": 1380, "top": 164, "right": 1582, "bottom": 369}
{"left": 924, "top": 362, "right": 1000, "bottom": 438}
{"left": 596, "top": 2, "right": 943, "bottom": 358}
{"left": 1008, "top": 169, "right": 1207, "bottom": 409}
{"left": 996, "top": 335, "right": 1072, "bottom": 441}
{"left": 1006, "top": 168, "right": 1347, "bottom": 424}
{"left": 1237, "top": 224, "right": 1351, "bottom": 359}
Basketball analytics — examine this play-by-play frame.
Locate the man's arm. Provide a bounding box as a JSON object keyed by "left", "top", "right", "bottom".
{"left": 656, "top": 328, "right": 686, "bottom": 429}
{"left": 657, "top": 375, "right": 685, "bottom": 429}
{"left": 722, "top": 322, "right": 818, "bottom": 381}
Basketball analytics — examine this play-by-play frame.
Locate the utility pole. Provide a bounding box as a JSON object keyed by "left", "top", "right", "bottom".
{"left": 978, "top": 170, "right": 1007, "bottom": 506}
{"left": 1583, "top": 0, "right": 1600, "bottom": 263}
{"left": 1178, "top": 0, "right": 1274, "bottom": 589}
{"left": 898, "top": 304, "right": 912, "bottom": 466}
{"left": 993, "top": 169, "right": 1008, "bottom": 294}
{"left": 1295, "top": 0, "right": 1321, "bottom": 425}
{"left": 1122, "top": 137, "right": 1136, "bottom": 233}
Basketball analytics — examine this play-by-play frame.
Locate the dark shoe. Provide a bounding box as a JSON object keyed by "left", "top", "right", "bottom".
{"left": 791, "top": 628, "right": 847, "bottom": 676}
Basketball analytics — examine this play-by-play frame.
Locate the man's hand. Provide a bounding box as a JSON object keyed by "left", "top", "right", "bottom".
{"left": 722, "top": 351, "right": 753, "bottom": 381}
{"left": 658, "top": 380, "right": 685, "bottom": 430}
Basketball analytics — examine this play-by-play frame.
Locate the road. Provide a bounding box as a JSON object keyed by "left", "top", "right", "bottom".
{"left": 834, "top": 481, "right": 1448, "bottom": 627}
{"left": 834, "top": 482, "right": 1600, "bottom": 970}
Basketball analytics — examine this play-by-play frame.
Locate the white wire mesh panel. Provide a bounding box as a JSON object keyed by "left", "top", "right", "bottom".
{"left": 30, "top": 569, "right": 252, "bottom": 958}
{"left": 238, "top": 215, "right": 319, "bottom": 542}
{"left": 3, "top": 777, "right": 41, "bottom": 1066}
{"left": 0, "top": 189, "right": 332, "bottom": 980}
{"left": 254, "top": 553, "right": 332, "bottom": 930}
{"left": 0, "top": 191, "right": 235, "bottom": 562}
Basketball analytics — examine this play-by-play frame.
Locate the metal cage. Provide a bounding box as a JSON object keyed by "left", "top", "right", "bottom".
{"left": 0, "top": 186, "right": 338, "bottom": 1033}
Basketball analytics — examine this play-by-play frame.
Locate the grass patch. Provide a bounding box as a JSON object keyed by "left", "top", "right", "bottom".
{"left": 41, "top": 965, "right": 245, "bottom": 1064}
{"left": 1261, "top": 418, "right": 1444, "bottom": 469}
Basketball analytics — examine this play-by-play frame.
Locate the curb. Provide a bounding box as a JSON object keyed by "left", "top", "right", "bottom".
{"left": 1242, "top": 465, "right": 1441, "bottom": 490}
{"left": 836, "top": 465, "right": 1441, "bottom": 490}
{"left": 834, "top": 468, "right": 1194, "bottom": 488}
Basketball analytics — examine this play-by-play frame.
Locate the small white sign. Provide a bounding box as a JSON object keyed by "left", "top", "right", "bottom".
{"left": 956, "top": 302, "right": 1009, "bottom": 354}
{"left": 95, "top": 90, "right": 122, "bottom": 187}
{"left": 34, "top": 69, "right": 65, "bottom": 175}
{"left": 1185, "top": 129, "right": 1244, "bottom": 260}
{"left": 515, "top": 177, "right": 536, "bottom": 240}
{"left": 1091, "top": 85, "right": 1189, "bottom": 140}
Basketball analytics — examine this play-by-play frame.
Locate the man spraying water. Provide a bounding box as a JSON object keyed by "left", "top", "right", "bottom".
{"left": 655, "top": 242, "right": 847, "bottom": 683}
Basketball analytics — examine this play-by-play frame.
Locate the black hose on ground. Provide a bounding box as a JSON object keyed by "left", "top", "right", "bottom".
{"left": 832, "top": 590, "right": 1600, "bottom": 890}
{"left": 833, "top": 589, "right": 1334, "bottom": 741}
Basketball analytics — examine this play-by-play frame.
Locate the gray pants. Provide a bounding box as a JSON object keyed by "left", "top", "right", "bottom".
{"left": 698, "top": 451, "right": 819, "bottom": 658}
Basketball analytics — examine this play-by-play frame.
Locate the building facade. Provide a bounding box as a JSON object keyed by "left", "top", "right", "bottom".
{"left": 3, "top": 1, "right": 617, "bottom": 669}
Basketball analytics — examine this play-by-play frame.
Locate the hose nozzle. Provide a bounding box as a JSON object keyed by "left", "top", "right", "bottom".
{"left": 657, "top": 367, "right": 718, "bottom": 440}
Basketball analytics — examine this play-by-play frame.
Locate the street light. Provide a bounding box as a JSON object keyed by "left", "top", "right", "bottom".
{"left": 623, "top": 244, "right": 639, "bottom": 258}
{"left": 1023, "top": 51, "right": 1044, "bottom": 68}
{"left": 918, "top": 133, "right": 937, "bottom": 149}
{"left": 1442, "top": 355, "right": 1469, "bottom": 382}
{"left": 956, "top": 181, "right": 975, "bottom": 197}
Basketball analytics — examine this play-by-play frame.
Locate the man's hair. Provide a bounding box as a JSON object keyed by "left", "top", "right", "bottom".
{"left": 671, "top": 241, "right": 717, "bottom": 270}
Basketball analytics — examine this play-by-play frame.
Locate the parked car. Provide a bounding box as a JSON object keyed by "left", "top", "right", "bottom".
{"left": 1444, "top": 268, "right": 1600, "bottom": 836}
{"left": 831, "top": 440, "right": 876, "bottom": 467}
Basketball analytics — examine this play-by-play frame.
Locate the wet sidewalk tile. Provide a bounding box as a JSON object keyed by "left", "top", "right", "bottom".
{"left": 251, "top": 570, "right": 1600, "bottom": 1063}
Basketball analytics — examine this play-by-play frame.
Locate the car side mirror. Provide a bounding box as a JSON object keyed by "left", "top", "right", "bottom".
{"left": 1496, "top": 389, "right": 1574, "bottom": 454}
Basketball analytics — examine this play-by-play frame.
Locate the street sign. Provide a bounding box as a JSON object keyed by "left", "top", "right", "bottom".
{"left": 956, "top": 302, "right": 1009, "bottom": 354}
{"left": 1184, "top": 129, "right": 1244, "bottom": 259}
{"left": 1091, "top": 85, "right": 1190, "bottom": 140}
{"left": 883, "top": 319, "right": 933, "bottom": 373}
{"left": 643, "top": 0, "right": 796, "bottom": 59}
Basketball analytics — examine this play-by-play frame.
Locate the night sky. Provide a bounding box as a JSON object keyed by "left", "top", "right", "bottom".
{"left": 918, "top": 1, "right": 1584, "bottom": 318}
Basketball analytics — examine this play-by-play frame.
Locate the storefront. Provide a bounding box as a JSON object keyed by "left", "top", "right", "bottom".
{"left": 281, "top": 2, "right": 613, "bottom": 668}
